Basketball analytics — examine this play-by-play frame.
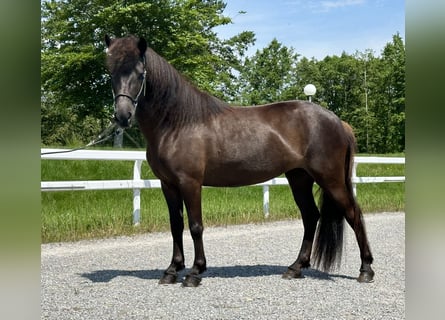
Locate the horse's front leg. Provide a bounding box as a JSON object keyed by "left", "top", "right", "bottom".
{"left": 180, "top": 180, "right": 207, "bottom": 287}
{"left": 159, "top": 182, "right": 185, "bottom": 285}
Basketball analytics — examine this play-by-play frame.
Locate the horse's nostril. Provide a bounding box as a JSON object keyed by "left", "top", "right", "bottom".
{"left": 127, "top": 112, "right": 132, "bottom": 119}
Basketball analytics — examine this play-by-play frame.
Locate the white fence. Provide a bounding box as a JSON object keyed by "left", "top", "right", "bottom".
{"left": 41, "top": 148, "right": 405, "bottom": 225}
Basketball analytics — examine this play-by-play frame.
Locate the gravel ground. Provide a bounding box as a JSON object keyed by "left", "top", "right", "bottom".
{"left": 41, "top": 212, "right": 405, "bottom": 319}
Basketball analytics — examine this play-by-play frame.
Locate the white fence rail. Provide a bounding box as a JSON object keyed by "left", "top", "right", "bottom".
{"left": 41, "top": 149, "right": 405, "bottom": 225}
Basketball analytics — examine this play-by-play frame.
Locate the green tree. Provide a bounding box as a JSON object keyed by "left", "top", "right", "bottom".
{"left": 213, "top": 30, "right": 256, "bottom": 103}
{"left": 238, "top": 38, "right": 300, "bottom": 105}
{"left": 348, "top": 50, "right": 381, "bottom": 153}
{"left": 315, "top": 53, "right": 362, "bottom": 119}
{"left": 373, "top": 33, "right": 405, "bottom": 152}
{"left": 347, "top": 35, "right": 405, "bottom": 153}
{"left": 41, "top": 0, "right": 254, "bottom": 146}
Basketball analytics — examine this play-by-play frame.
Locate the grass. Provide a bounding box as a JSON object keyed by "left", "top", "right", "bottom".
{"left": 41, "top": 153, "right": 404, "bottom": 243}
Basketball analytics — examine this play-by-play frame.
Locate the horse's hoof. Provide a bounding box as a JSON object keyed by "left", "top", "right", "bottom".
{"left": 159, "top": 273, "right": 177, "bottom": 285}
{"left": 282, "top": 268, "right": 303, "bottom": 280}
{"left": 182, "top": 274, "right": 202, "bottom": 287}
{"left": 357, "top": 270, "right": 375, "bottom": 283}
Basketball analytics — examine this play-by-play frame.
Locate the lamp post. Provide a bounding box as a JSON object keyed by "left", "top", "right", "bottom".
{"left": 303, "top": 84, "right": 316, "bottom": 102}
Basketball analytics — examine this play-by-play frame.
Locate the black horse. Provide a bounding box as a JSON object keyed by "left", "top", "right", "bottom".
{"left": 104, "top": 35, "right": 374, "bottom": 287}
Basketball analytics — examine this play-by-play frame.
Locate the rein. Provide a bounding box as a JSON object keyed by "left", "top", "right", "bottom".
{"left": 40, "top": 122, "right": 121, "bottom": 155}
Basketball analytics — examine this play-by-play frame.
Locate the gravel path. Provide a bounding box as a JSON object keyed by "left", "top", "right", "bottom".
{"left": 41, "top": 212, "right": 405, "bottom": 319}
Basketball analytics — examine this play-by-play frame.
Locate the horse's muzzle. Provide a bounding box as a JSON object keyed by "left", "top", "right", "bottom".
{"left": 113, "top": 111, "right": 132, "bottom": 128}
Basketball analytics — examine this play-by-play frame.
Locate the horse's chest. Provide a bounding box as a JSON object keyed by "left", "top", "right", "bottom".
{"left": 146, "top": 147, "right": 195, "bottom": 184}
{"left": 145, "top": 150, "right": 172, "bottom": 182}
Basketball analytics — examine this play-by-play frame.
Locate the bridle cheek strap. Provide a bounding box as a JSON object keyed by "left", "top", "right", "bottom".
{"left": 112, "top": 58, "right": 147, "bottom": 110}
{"left": 112, "top": 70, "right": 146, "bottom": 109}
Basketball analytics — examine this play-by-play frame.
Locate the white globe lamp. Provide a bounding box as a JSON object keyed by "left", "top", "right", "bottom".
{"left": 303, "top": 84, "right": 316, "bottom": 102}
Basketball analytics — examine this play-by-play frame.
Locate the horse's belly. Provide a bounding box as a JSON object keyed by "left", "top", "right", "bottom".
{"left": 202, "top": 129, "right": 305, "bottom": 186}
{"left": 202, "top": 157, "right": 299, "bottom": 187}
{"left": 203, "top": 172, "right": 279, "bottom": 187}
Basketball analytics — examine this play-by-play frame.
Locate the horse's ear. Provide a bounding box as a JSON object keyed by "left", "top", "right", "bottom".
{"left": 105, "top": 34, "right": 112, "bottom": 48}
{"left": 138, "top": 37, "right": 147, "bottom": 58}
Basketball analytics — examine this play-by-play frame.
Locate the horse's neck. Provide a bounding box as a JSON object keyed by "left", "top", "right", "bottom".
{"left": 139, "top": 54, "right": 228, "bottom": 136}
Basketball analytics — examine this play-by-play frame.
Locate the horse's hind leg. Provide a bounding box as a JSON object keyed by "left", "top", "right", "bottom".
{"left": 319, "top": 182, "right": 374, "bottom": 282}
{"left": 282, "top": 168, "right": 320, "bottom": 279}
{"left": 159, "top": 182, "right": 185, "bottom": 284}
{"left": 335, "top": 188, "right": 374, "bottom": 282}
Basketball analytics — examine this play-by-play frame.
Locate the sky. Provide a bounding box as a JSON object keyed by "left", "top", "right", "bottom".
{"left": 215, "top": 0, "right": 405, "bottom": 60}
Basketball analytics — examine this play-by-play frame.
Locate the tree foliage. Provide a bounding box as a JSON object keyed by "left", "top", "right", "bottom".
{"left": 234, "top": 34, "right": 405, "bottom": 153}
{"left": 237, "top": 39, "right": 299, "bottom": 105}
{"left": 41, "top": 1, "right": 404, "bottom": 153}
{"left": 41, "top": 0, "right": 254, "bottom": 145}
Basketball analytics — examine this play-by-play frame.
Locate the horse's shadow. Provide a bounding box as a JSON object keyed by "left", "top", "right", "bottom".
{"left": 80, "top": 265, "right": 356, "bottom": 283}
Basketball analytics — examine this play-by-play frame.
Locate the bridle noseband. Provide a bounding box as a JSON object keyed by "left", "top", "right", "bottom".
{"left": 112, "top": 57, "right": 147, "bottom": 110}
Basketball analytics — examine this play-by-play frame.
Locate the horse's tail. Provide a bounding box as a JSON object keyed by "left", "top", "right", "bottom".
{"left": 312, "top": 121, "right": 357, "bottom": 272}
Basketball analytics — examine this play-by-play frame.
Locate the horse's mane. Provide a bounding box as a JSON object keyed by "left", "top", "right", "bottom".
{"left": 144, "top": 47, "right": 230, "bottom": 128}
{"left": 107, "top": 36, "right": 230, "bottom": 129}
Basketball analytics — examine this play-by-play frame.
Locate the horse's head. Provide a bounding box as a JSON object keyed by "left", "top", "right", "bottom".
{"left": 105, "top": 35, "right": 147, "bottom": 128}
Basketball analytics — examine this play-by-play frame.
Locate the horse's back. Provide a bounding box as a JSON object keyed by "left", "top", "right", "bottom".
{"left": 226, "top": 100, "right": 345, "bottom": 149}
{"left": 200, "top": 100, "right": 345, "bottom": 186}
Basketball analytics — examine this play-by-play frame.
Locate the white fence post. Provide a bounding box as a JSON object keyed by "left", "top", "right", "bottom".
{"left": 263, "top": 185, "right": 270, "bottom": 218}
{"left": 133, "top": 159, "right": 143, "bottom": 225}
{"left": 352, "top": 161, "right": 358, "bottom": 197}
